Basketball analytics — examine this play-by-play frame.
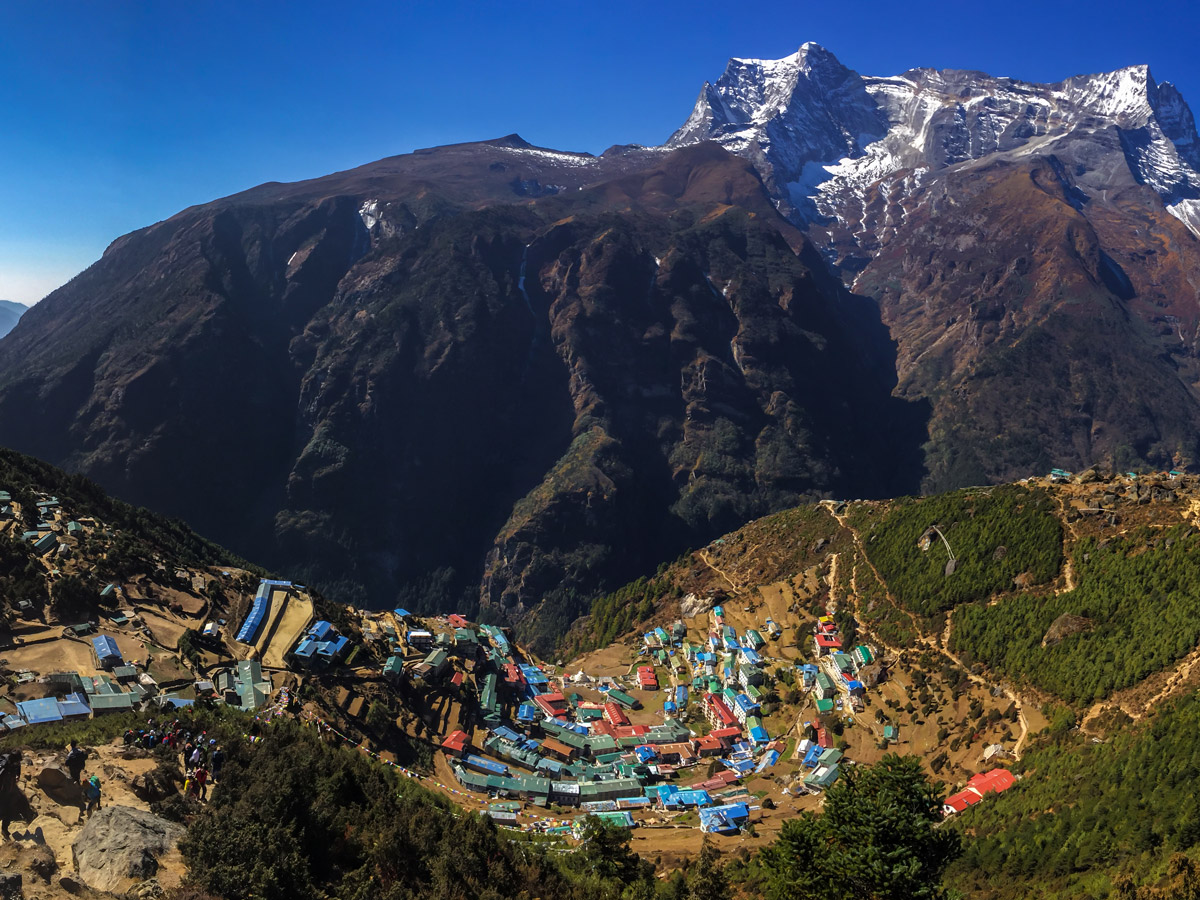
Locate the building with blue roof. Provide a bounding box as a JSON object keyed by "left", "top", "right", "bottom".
{"left": 91, "top": 635, "right": 123, "bottom": 669}
{"left": 237, "top": 580, "right": 293, "bottom": 644}
{"left": 659, "top": 786, "right": 713, "bottom": 809}
{"left": 58, "top": 692, "right": 91, "bottom": 719}
{"left": 293, "top": 619, "right": 352, "bottom": 667}
{"left": 700, "top": 802, "right": 750, "bottom": 834}
{"left": 18, "top": 697, "right": 63, "bottom": 725}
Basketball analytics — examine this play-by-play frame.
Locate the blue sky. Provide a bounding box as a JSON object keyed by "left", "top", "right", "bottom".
{"left": 1, "top": 0, "right": 1198, "bottom": 304}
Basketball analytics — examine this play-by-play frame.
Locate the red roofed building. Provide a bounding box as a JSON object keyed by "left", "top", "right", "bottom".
{"left": 814, "top": 634, "right": 842, "bottom": 655}
{"left": 441, "top": 730, "right": 470, "bottom": 759}
{"left": 691, "top": 769, "right": 741, "bottom": 791}
{"left": 637, "top": 665, "right": 659, "bottom": 690}
{"left": 943, "top": 768, "right": 1015, "bottom": 816}
{"left": 604, "top": 702, "right": 631, "bottom": 727}
{"left": 942, "top": 791, "right": 980, "bottom": 815}
{"left": 612, "top": 724, "right": 651, "bottom": 739}
{"left": 695, "top": 733, "right": 724, "bottom": 757}
{"left": 709, "top": 726, "right": 743, "bottom": 747}
{"left": 968, "top": 769, "right": 1015, "bottom": 795}
{"left": 448, "top": 614, "right": 469, "bottom": 628}
{"left": 532, "top": 692, "right": 569, "bottom": 718}
{"left": 704, "top": 693, "right": 737, "bottom": 728}
{"left": 590, "top": 720, "right": 615, "bottom": 737}
{"left": 502, "top": 663, "right": 525, "bottom": 688}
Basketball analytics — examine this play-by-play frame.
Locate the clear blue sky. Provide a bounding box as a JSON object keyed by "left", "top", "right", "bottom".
{"left": 1, "top": 0, "right": 1198, "bottom": 304}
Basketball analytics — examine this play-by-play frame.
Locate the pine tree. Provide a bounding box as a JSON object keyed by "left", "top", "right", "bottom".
{"left": 686, "top": 837, "right": 731, "bottom": 900}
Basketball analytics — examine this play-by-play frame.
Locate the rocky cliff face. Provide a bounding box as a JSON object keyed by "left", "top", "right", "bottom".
{"left": 0, "top": 140, "right": 922, "bottom": 643}
{"left": 671, "top": 45, "right": 1200, "bottom": 489}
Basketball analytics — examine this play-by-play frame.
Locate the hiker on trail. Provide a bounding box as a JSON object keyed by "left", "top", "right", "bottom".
{"left": 189, "top": 745, "right": 202, "bottom": 768}
{"left": 65, "top": 741, "right": 86, "bottom": 784}
{"left": 194, "top": 765, "right": 208, "bottom": 802}
{"left": 210, "top": 746, "right": 225, "bottom": 782}
{"left": 83, "top": 776, "right": 101, "bottom": 817}
{"left": 0, "top": 752, "right": 28, "bottom": 840}
{"left": 182, "top": 741, "right": 194, "bottom": 767}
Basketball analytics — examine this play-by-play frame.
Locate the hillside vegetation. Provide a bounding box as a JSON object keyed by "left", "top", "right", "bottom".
{"left": 953, "top": 525, "right": 1200, "bottom": 703}
{"left": 947, "top": 691, "right": 1200, "bottom": 899}
{"left": 857, "top": 485, "right": 1063, "bottom": 617}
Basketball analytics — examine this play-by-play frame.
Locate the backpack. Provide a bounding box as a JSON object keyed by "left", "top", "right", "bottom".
{"left": 84, "top": 778, "right": 100, "bottom": 801}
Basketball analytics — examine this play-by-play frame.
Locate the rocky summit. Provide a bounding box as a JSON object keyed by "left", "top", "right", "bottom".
{"left": 0, "top": 46, "right": 1198, "bottom": 639}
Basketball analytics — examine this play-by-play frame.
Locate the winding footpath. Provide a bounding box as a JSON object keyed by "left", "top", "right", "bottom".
{"left": 819, "top": 501, "right": 1032, "bottom": 760}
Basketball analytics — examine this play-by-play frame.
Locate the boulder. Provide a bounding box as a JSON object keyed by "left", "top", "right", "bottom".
{"left": 34, "top": 765, "right": 81, "bottom": 807}
{"left": 71, "top": 806, "right": 184, "bottom": 894}
{"left": 131, "top": 769, "right": 178, "bottom": 803}
{"left": 680, "top": 593, "right": 712, "bottom": 619}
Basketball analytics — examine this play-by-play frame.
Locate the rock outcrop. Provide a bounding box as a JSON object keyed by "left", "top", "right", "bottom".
{"left": 71, "top": 806, "right": 184, "bottom": 894}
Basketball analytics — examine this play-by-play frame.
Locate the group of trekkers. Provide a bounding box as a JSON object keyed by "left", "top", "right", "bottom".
{"left": 122, "top": 718, "right": 226, "bottom": 803}
{"left": 65, "top": 741, "right": 101, "bottom": 816}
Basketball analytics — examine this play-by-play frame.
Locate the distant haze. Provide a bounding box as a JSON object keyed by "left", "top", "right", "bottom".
{"left": 0, "top": 301, "right": 27, "bottom": 339}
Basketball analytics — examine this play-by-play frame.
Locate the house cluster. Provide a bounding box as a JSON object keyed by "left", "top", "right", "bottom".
{"left": 0, "top": 633, "right": 162, "bottom": 730}
{"left": 5, "top": 491, "right": 106, "bottom": 569}
{"left": 425, "top": 608, "right": 823, "bottom": 836}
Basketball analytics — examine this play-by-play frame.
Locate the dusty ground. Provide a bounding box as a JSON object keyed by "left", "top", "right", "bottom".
{"left": 259, "top": 592, "right": 314, "bottom": 670}
{"left": 135, "top": 610, "right": 188, "bottom": 652}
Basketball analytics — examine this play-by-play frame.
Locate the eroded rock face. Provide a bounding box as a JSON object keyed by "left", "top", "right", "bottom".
{"left": 71, "top": 806, "right": 184, "bottom": 894}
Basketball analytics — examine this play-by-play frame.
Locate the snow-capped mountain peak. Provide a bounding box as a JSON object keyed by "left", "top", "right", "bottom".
{"left": 668, "top": 45, "right": 1200, "bottom": 254}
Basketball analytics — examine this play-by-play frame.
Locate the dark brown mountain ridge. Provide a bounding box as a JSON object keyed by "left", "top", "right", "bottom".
{"left": 0, "top": 138, "right": 925, "bottom": 646}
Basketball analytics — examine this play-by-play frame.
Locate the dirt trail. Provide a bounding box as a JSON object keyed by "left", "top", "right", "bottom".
{"left": 695, "top": 549, "right": 746, "bottom": 597}
{"left": 1055, "top": 493, "right": 1079, "bottom": 594}
{"left": 821, "top": 501, "right": 1033, "bottom": 760}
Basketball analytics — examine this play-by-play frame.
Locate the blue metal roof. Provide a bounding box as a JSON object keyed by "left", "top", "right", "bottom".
{"left": 309, "top": 620, "right": 334, "bottom": 642}
{"left": 91, "top": 635, "right": 122, "bottom": 661}
{"left": 18, "top": 697, "right": 63, "bottom": 725}
{"left": 57, "top": 696, "right": 91, "bottom": 719}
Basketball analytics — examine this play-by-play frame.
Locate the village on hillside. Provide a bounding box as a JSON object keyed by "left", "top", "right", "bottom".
{"left": 11, "top": 470, "right": 1162, "bottom": 849}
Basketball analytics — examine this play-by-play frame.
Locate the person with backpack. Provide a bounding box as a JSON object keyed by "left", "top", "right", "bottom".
{"left": 65, "top": 741, "right": 86, "bottom": 784}
{"left": 210, "top": 746, "right": 226, "bottom": 782}
{"left": 0, "top": 752, "right": 24, "bottom": 839}
{"left": 194, "top": 765, "right": 209, "bottom": 802}
{"left": 83, "top": 776, "right": 101, "bottom": 817}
